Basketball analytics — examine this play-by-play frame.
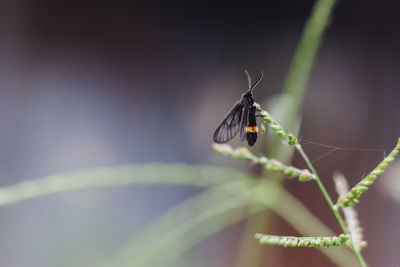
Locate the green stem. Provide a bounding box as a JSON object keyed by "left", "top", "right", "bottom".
{"left": 0, "top": 164, "right": 247, "bottom": 207}
{"left": 277, "top": 188, "right": 360, "bottom": 267}
{"left": 281, "top": 0, "right": 337, "bottom": 131}
{"left": 295, "top": 144, "right": 368, "bottom": 267}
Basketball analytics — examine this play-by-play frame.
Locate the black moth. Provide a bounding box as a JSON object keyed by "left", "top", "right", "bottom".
{"left": 213, "top": 71, "right": 263, "bottom": 147}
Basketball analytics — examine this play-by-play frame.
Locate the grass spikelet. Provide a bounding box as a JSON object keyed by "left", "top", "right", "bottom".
{"left": 255, "top": 234, "right": 350, "bottom": 248}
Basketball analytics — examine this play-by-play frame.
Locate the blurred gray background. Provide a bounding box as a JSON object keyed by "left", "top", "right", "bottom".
{"left": 0, "top": 0, "right": 399, "bottom": 266}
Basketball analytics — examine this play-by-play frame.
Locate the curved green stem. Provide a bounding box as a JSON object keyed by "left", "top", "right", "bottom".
{"left": 281, "top": 0, "right": 337, "bottom": 130}
{"left": 0, "top": 164, "right": 248, "bottom": 207}
{"left": 295, "top": 144, "right": 368, "bottom": 267}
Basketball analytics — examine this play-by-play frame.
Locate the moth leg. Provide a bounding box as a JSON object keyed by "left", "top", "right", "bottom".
{"left": 253, "top": 105, "right": 264, "bottom": 117}
{"left": 255, "top": 112, "right": 264, "bottom": 117}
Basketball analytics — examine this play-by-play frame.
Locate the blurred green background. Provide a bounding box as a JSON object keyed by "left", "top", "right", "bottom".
{"left": 0, "top": 0, "right": 399, "bottom": 266}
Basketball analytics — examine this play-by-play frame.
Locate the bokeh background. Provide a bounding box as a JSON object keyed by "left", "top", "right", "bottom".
{"left": 0, "top": 0, "right": 399, "bottom": 266}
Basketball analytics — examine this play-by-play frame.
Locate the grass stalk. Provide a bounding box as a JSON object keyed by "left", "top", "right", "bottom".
{"left": 281, "top": 0, "right": 337, "bottom": 131}
{"left": 295, "top": 144, "right": 368, "bottom": 267}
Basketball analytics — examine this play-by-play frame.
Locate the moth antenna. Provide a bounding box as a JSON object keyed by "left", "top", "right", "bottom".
{"left": 244, "top": 70, "right": 252, "bottom": 90}
{"left": 250, "top": 71, "right": 264, "bottom": 91}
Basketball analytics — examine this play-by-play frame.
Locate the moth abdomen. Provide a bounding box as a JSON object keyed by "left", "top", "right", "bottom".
{"left": 245, "top": 106, "right": 258, "bottom": 146}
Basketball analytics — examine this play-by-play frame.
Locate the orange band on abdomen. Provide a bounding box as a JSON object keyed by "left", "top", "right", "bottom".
{"left": 245, "top": 126, "right": 258, "bottom": 133}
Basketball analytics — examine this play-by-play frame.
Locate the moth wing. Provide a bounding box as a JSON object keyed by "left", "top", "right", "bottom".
{"left": 240, "top": 102, "right": 250, "bottom": 142}
{"left": 213, "top": 102, "right": 243, "bottom": 143}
